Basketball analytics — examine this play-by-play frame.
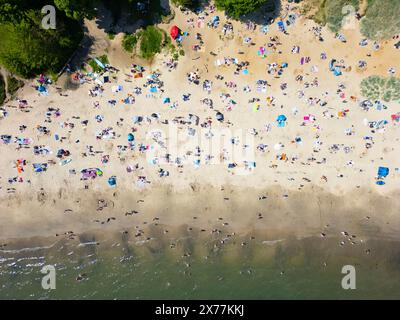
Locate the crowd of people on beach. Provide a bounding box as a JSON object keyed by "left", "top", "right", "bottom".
{"left": 0, "top": 3, "right": 399, "bottom": 221}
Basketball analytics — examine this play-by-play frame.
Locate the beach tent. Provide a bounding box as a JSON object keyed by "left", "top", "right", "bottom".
{"left": 128, "top": 133, "right": 135, "bottom": 142}
{"left": 378, "top": 167, "right": 389, "bottom": 178}
{"left": 170, "top": 25, "right": 180, "bottom": 40}
{"left": 277, "top": 114, "right": 287, "bottom": 127}
{"left": 108, "top": 176, "right": 117, "bottom": 187}
{"left": 216, "top": 112, "right": 224, "bottom": 122}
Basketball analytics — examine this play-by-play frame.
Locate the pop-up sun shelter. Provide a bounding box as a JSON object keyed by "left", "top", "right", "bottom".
{"left": 170, "top": 25, "right": 180, "bottom": 40}
{"left": 378, "top": 166, "right": 389, "bottom": 178}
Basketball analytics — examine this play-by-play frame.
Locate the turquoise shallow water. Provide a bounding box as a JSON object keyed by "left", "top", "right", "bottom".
{"left": 1, "top": 227, "right": 400, "bottom": 299}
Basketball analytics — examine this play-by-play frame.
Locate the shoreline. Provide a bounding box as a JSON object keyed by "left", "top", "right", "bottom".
{"left": 1, "top": 183, "right": 399, "bottom": 242}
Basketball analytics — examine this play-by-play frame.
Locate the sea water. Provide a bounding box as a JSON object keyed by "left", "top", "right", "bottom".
{"left": 1, "top": 227, "right": 400, "bottom": 299}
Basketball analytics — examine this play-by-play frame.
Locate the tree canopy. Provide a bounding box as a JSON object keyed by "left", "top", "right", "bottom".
{"left": 54, "top": 0, "right": 97, "bottom": 20}
{"left": 0, "top": 0, "right": 83, "bottom": 78}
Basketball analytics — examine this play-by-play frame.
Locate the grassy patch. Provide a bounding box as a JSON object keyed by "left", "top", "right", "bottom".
{"left": 139, "top": 26, "right": 163, "bottom": 60}
{"left": 360, "top": 0, "right": 400, "bottom": 40}
{"left": 360, "top": 76, "right": 400, "bottom": 102}
{"left": 122, "top": 33, "right": 140, "bottom": 52}
{"left": 301, "top": 0, "right": 359, "bottom": 32}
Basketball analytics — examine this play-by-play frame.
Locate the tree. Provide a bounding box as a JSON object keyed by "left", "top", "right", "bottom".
{"left": 0, "top": 1, "right": 83, "bottom": 77}
{"left": 214, "top": 0, "right": 267, "bottom": 19}
{"left": 54, "top": 0, "right": 97, "bottom": 20}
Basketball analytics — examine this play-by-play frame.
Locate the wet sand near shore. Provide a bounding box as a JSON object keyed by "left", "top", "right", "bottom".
{"left": 0, "top": 184, "right": 399, "bottom": 242}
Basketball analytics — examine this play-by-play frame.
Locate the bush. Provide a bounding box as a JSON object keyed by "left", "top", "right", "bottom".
{"left": 139, "top": 26, "right": 163, "bottom": 60}
{"left": 122, "top": 33, "right": 140, "bottom": 52}
{"left": 360, "top": 76, "right": 400, "bottom": 102}
{"left": 360, "top": 0, "right": 400, "bottom": 40}
{"left": 107, "top": 32, "right": 116, "bottom": 40}
{"left": 214, "top": 0, "right": 268, "bottom": 19}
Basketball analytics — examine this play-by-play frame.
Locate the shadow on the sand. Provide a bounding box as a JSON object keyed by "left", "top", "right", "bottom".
{"left": 70, "top": 24, "right": 95, "bottom": 69}
{"left": 96, "top": 0, "right": 172, "bottom": 34}
{"left": 237, "top": 0, "right": 282, "bottom": 25}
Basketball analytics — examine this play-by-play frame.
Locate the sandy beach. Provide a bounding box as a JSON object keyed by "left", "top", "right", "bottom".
{"left": 0, "top": 1, "right": 399, "bottom": 245}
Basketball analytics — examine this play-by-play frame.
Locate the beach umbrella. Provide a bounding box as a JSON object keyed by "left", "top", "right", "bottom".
{"left": 128, "top": 133, "right": 135, "bottom": 142}
{"left": 170, "top": 25, "right": 180, "bottom": 40}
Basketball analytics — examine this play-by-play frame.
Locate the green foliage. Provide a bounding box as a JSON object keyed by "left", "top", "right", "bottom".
{"left": 309, "top": 0, "right": 359, "bottom": 32}
{"left": 139, "top": 25, "right": 163, "bottom": 60}
{"left": 0, "top": 75, "right": 5, "bottom": 105}
{"left": 54, "top": 0, "right": 97, "bottom": 20}
{"left": 107, "top": 32, "right": 116, "bottom": 40}
{"left": 122, "top": 33, "right": 139, "bottom": 52}
{"left": 360, "top": 76, "right": 400, "bottom": 102}
{"left": 0, "top": 1, "right": 83, "bottom": 78}
{"left": 171, "top": 0, "right": 196, "bottom": 8}
{"left": 7, "top": 75, "right": 23, "bottom": 96}
{"left": 360, "top": 0, "right": 400, "bottom": 40}
{"left": 214, "top": 0, "right": 268, "bottom": 19}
